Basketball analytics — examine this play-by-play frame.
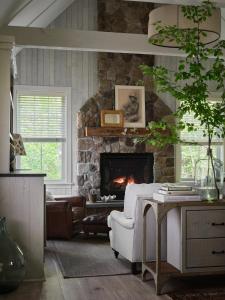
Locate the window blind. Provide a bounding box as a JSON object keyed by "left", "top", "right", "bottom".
{"left": 17, "top": 95, "right": 66, "bottom": 140}
{"left": 180, "top": 111, "right": 223, "bottom": 143}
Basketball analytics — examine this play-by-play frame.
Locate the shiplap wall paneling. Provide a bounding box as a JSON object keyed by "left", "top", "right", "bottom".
{"left": 15, "top": 0, "right": 98, "bottom": 195}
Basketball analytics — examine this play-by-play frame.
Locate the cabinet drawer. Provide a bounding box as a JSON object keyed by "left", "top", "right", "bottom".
{"left": 186, "top": 210, "right": 225, "bottom": 238}
{"left": 187, "top": 238, "right": 225, "bottom": 268}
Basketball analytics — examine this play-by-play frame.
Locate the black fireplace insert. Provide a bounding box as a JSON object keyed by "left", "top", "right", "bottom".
{"left": 100, "top": 153, "right": 154, "bottom": 200}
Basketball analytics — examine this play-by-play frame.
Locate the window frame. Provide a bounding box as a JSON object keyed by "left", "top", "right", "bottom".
{"left": 175, "top": 93, "right": 225, "bottom": 182}
{"left": 14, "top": 85, "right": 72, "bottom": 185}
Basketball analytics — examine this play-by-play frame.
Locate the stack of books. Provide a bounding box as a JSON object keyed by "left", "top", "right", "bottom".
{"left": 153, "top": 183, "right": 201, "bottom": 202}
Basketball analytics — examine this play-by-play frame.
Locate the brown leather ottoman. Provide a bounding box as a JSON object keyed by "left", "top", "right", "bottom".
{"left": 81, "top": 213, "right": 110, "bottom": 236}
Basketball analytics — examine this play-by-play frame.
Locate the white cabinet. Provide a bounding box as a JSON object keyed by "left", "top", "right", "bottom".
{"left": 167, "top": 206, "right": 225, "bottom": 273}
{"left": 0, "top": 173, "right": 45, "bottom": 280}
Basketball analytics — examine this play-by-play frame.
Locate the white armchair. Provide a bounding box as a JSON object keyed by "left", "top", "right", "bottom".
{"left": 107, "top": 183, "right": 167, "bottom": 273}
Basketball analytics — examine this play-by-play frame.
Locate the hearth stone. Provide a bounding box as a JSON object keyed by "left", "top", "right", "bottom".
{"left": 89, "top": 171, "right": 100, "bottom": 188}
{"left": 77, "top": 151, "right": 85, "bottom": 163}
{"left": 111, "top": 142, "right": 120, "bottom": 153}
{"left": 77, "top": 175, "right": 84, "bottom": 187}
{"left": 77, "top": 163, "right": 89, "bottom": 176}
{"left": 78, "top": 138, "right": 94, "bottom": 151}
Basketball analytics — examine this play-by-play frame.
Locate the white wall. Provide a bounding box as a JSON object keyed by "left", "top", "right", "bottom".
{"left": 154, "top": 55, "right": 179, "bottom": 113}
{"left": 15, "top": 0, "right": 98, "bottom": 195}
{"left": 154, "top": 55, "right": 219, "bottom": 113}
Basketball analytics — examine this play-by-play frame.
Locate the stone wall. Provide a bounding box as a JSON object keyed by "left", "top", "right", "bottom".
{"left": 77, "top": 0, "right": 175, "bottom": 197}
{"left": 98, "top": 0, "right": 153, "bottom": 34}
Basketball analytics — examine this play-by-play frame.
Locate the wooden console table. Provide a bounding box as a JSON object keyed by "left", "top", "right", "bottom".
{"left": 141, "top": 197, "right": 225, "bottom": 295}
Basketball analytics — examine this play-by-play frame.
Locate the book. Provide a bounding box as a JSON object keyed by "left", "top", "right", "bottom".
{"left": 158, "top": 189, "right": 198, "bottom": 196}
{"left": 161, "top": 183, "right": 192, "bottom": 192}
{"left": 153, "top": 192, "right": 201, "bottom": 203}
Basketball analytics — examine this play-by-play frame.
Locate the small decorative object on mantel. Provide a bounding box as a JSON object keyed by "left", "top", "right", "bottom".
{"left": 100, "top": 110, "right": 124, "bottom": 128}
{"left": 115, "top": 85, "right": 145, "bottom": 128}
{"left": 100, "top": 195, "right": 117, "bottom": 202}
{"left": 88, "top": 189, "right": 98, "bottom": 203}
{"left": 0, "top": 217, "right": 25, "bottom": 294}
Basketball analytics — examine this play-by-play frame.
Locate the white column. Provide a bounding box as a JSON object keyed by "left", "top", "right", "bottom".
{"left": 0, "top": 35, "right": 14, "bottom": 172}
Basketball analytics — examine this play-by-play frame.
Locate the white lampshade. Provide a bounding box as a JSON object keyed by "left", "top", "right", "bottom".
{"left": 148, "top": 5, "right": 221, "bottom": 48}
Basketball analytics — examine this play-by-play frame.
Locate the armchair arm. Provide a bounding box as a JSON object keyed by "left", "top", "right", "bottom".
{"left": 54, "top": 196, "right": 86, "bottom": 208}
{"left": 46, "top": 200, "right": 73, "bottom": 239}
{"left": 109, "top": 210, "right": 134, "bottom": 229}
{"left": 54, "top": 196, "right": 86, "bottom": 220}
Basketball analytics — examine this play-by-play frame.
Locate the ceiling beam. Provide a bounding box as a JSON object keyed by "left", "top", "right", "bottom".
{"left": 0, "top": 26, "right": 183, "bottom": 56}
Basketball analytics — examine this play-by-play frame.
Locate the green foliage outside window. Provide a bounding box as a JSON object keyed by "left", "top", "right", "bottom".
{"left": 21, "top": 142, "right": 63, "bottom": 180}
{"left": 181, "top": 145, "right": 223, "bottom": 179}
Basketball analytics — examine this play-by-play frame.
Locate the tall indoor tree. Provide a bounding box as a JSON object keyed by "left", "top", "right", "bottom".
{"left": 139, "top": 0, "right": 225, "bottom": 201}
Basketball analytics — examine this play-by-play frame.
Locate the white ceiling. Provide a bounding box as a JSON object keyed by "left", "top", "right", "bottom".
{"left": 0, "top": 0, "right": 28, "bottom": 26}
{"left": 0, "top": 0, "right": 74, "bottom": 27}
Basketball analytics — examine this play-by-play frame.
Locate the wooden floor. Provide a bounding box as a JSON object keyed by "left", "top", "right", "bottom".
{"left": 0, "top": 247, "right": 170, "bottom": 300}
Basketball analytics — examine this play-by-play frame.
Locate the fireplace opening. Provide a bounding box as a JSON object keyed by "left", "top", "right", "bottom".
{"left": 100, "top": 153, "right": 154, "bottom": 200}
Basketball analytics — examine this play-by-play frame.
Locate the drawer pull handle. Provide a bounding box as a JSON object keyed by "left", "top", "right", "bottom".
{"left": 212, "top": 250, "right": 225, "bottom": 255}
{"left": 211, "top": 222, "right": 225, "bottom": 226}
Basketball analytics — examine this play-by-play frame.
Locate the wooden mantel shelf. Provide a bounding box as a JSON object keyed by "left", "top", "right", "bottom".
{"left": 85, "top": 127, "right": 149, "bottom": 137}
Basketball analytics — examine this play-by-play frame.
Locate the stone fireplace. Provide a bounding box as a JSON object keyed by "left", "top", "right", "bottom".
{"left": 76, "top": 0, "right": 175, "bottom": 198}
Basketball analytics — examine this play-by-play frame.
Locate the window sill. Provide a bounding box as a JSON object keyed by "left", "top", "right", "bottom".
{"left": 45, "top": 182, "right": 74, "bottom": 186}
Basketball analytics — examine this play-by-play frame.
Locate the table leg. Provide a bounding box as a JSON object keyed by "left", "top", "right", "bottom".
{"left": 155, "top": 214, "right": 162, "bottom": 295}
{"left": 142, "top": 203, "right": 151, "bottom": 281}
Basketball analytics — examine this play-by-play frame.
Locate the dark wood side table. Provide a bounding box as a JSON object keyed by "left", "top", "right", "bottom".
{"left": 141, "top": 197, "right": 225, "bottom": 295}
{"left": 86, "top": 201, "right": 124, "bottom": 216}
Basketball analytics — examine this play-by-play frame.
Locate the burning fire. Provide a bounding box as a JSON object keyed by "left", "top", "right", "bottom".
{"left": 113, "top": 176, "right": 126, "bottom": 184}
{"left": 127, "top": 177, "right": 135, "bottom": 185}
{"left": 113, "top": 176, "right": 135, "bottom": 185}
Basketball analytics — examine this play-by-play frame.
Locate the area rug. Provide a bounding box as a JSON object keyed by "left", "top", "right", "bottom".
{"left": 167, "top": 276, "right": 225, "bottom": 300}
{"left": 168, "top": 288, "right": 225, "bottom": 300}
{"left": 49, "top": 236, "right": 131, "bottom": 278}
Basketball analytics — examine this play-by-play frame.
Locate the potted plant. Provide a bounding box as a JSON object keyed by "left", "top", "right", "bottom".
{"left": 139, "top": 0, "right": 225, "bottom": 201}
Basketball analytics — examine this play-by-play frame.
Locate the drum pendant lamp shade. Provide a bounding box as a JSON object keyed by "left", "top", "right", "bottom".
{"left": 148, "top": 5, "right": 221, "bottom": 48}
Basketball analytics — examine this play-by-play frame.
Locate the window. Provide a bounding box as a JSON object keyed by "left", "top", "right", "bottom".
{"left": 176, "top": 96, "right": 224, "bottom": 181}
{"left": 14, "top": 86, "right": 71, "bottom": 183}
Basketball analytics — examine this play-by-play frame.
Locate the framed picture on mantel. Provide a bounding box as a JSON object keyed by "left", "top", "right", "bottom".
{"left": 115, "top": 85, "right": 145, "bottom": 128}
{"left": 100, "top": 110, "right": 124, "bottom": 127}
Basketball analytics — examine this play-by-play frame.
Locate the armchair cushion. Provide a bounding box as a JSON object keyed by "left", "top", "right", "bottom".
{"left": 109, "top": 211, "right": 134, "bottom": 229}
{"left": 124, "top": 183, "right": 161, "bottom": 219}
